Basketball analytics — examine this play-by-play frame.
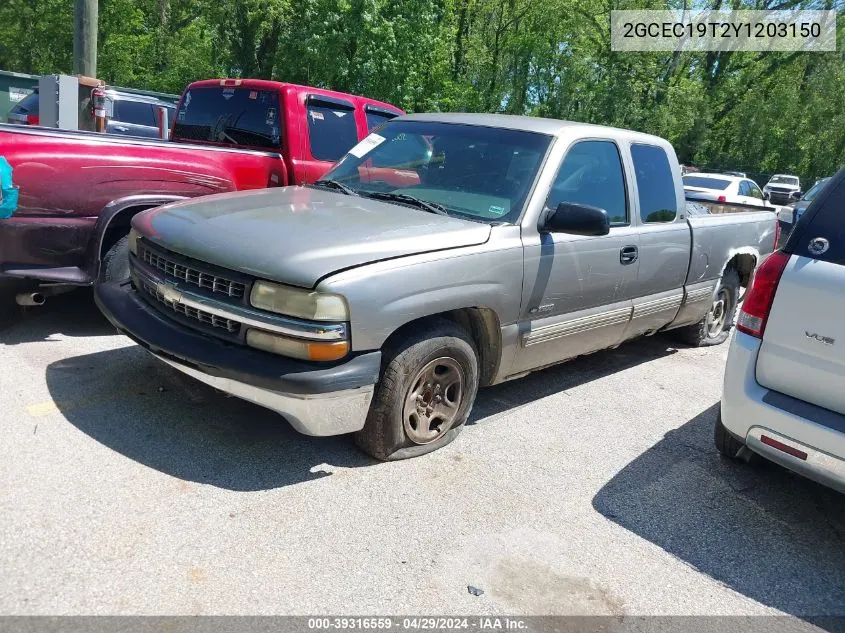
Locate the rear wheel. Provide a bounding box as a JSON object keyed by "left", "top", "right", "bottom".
{"left": 355, "top": 320, "right": 479, "bottom": 460}
{"left": 715, "top": 410, "right": 748, "bottom": 460}
{"left": 98, "top": 235, "right": 131, "bottom": 284}
{"left": 673, "top": 269, "right": 740, "bottom": 347}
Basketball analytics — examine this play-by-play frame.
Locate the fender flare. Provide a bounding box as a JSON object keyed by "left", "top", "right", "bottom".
{"left": 85, "top": 194, "right": 188, "bottom": 277}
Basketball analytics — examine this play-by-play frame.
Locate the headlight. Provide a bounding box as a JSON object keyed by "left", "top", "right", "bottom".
{"left": 246, "top": 329, "right": 349, "bottom": 361}
{"left": 250, "top": 281, "right": 348, "bottom": 321}
{"left": 128, "top": 229, "right": 139, "bottom": 255}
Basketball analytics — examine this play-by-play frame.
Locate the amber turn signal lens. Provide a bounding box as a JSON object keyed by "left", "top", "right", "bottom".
{"left": 246, "top": 329, "right": 349, "bottom": 361}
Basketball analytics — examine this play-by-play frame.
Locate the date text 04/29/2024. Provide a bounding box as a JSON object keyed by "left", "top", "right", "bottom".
{"left": 306, "top": 617, "right": 529, "bottom": 631}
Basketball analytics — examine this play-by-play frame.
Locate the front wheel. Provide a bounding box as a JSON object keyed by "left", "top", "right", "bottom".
{"left": 672, "top": 269, "right": 740, "bottom": 347}
{"left": 355, "top": 320, "right": 479, "bottom": 460}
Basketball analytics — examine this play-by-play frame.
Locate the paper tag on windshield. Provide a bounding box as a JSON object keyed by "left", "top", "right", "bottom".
{"left": 348, "top": 133, "right": 386, "bottom": 158}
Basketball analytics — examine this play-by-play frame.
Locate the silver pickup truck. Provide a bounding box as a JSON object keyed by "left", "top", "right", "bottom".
{"left": 95, "top": 113, "right": 776, "bottom": 459}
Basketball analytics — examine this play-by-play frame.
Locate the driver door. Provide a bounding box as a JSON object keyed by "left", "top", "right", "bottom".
{"left": 510, "top": 139, "right": 640, "bottom": 375}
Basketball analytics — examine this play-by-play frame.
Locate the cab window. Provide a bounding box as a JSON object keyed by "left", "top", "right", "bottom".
{"left": 546, "top": 140, "right": 628, "bottom": 225}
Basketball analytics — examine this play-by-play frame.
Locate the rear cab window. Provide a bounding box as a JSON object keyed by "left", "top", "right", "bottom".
{"left": 173, "top": 86, "right": 282, "bottom": 149}
{"left": 306, "top": 95, "right": 359, "bottom": 162}
{"left": 631, "top": 143, "right": 678, "bottom": 223}
{"left": 787, "top": 169, "right": 845, "bottom": 266}
{"left": 683, "top": 176, "right": 731, "bottom": 190}
{"left": 114, "top": 100, "right": 156, "bottom": 127}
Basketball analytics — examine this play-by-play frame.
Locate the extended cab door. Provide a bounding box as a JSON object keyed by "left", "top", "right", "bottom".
{"left": 622, "top": 143, "right": 691, "bottom": 339}
{"left": 510, "top": 139, "right": 640, "bottom": 375}
{"left": 756, "top": 172, "right": 845, "bottom": 415}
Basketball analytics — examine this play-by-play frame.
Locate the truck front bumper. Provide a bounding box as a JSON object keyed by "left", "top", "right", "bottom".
{"left": 95, "top": 281, "right": 380, "bottom": 436}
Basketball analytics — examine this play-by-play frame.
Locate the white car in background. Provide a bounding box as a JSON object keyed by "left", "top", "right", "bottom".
{"left": 763, "top": 174, "right": 801, "bottom": 205}
{"left": 719, "top": 166, "right": 845, "bottom": 493}
{"left": 683, "top": 173, "right": 768, "bottom": 207}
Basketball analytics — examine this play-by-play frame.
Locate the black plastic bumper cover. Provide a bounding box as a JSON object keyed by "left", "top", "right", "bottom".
{"left": 94, "top": 281, "right": 381, "bottom": 396}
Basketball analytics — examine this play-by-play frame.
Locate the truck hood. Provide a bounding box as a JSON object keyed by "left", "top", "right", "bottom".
{"left": 134, "top": 186, "right": 492, "bottom": 288}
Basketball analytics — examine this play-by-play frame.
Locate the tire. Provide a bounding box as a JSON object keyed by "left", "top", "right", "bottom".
{"left": 714, "top": 410, "right": 747, "bottom": 460}
{"left": 355, "top": 320, "right": 480, "bottom": 461}
{"left": 98, "top": 235, "right": 131, "bottom": 284}
{"left": 673, "top": 268, "right": 741, "bottom": 347}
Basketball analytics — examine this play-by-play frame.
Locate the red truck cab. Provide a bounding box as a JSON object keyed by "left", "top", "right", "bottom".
{"left": 0, "top": 79, "right": 402, "bottom": 297}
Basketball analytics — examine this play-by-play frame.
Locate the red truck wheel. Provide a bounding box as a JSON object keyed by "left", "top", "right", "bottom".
{"left": 99, "top": 235, "right": 131, "bottom": 284}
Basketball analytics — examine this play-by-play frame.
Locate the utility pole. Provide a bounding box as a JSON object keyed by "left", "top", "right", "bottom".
{"left": 73, "top": 0, "right": 98, "bottom": 77}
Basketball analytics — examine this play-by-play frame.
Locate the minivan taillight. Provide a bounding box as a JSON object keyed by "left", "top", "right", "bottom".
{"left": 717, "top": 195, "right": 727, "bottom": 202}
{"left": 736, "top": 251, "right": 790, "bottom": 338}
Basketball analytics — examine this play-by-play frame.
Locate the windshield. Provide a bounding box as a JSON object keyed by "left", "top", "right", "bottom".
{"left": 320, "top": 120, "right": 551, "bottom": 223}
{"left": 683, "top": 176, "right": 731, "bottom": 190}
{"left": 769, "top": 175, "right": 799, "bottom": 185}
{"left": 802, "top": 178, "right": 830, "bottom": 201}
{"left": 173, "top": 86, "right": 281, "bottom": 149}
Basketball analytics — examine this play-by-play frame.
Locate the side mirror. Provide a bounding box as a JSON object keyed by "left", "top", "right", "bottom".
{"left": 789, "top": 191, "right": 802, "bottom": 200}
{"left": 762, "top": 191, "right": 770, "bottom": 201}
{"left": 543, "top": 202, "right": 610, "bottom": 236}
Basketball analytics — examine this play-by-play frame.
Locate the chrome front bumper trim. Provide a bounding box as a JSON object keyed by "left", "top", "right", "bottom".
{"left": 155, "top": 355, "right": 374, "bottom": 436}
{"left": 132, "top": 258, "right": 347, "bottom": 341}
{"left": 746, "top": 427, "right": 845, "bottom": 494}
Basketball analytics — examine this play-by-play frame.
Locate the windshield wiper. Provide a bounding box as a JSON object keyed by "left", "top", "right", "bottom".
{"left": 363, "top": 192, "right": 449, "bottom": 216}
{"left": 311, "top": 179, "right": 359, "bottom": 196}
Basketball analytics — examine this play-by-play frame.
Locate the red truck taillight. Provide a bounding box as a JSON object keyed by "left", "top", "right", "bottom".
{"left": 735, "top": 250, "right": 790, "bottom": 339}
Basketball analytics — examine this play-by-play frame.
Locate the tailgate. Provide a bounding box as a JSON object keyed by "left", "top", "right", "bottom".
{"left": 757, "top": 256, "right": 845, "bottom": 415}
{"left": 756, "top": 169, "right": 845, "bottom": 414}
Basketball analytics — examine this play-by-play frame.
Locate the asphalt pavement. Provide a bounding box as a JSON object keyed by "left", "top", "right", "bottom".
{"left": 1, "top": 290, "right": 843, "bottom": 620}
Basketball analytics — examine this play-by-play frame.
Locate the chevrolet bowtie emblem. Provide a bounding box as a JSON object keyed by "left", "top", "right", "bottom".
{"left": 157, "top": 282, "right": 183, "bottom": 304}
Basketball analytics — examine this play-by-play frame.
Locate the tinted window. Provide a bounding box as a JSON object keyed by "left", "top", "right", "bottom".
{"left": 682, "top": 176, "right": 731, "bottom": 190}
{"left": 547, "top": 140, "right": 627, "bottom": 224}
{"left": 746, "top": 181, "right": 763, "bottom": 199}
{"left": 321, "top": 120, "right": 550, "bottom": 223}
{"left": 114, "top": 100, "right": 156, "bottom": 126}
{"left": 9, "top": 91, "right": 38, "bottom": 115}
{"left": 803, "top": 178, "right": 831, "bottom": 202}
{"left": 173, "top": 87, "right": 282, "bottom": 149}
{"left": 631, "top": 144, "right": 677, "bottom": 223}
{"left": 738, "top": 181, "right": 750, "bottom": 196}
{"left": 789, "top": 168, "right": 845, "bottom": 265}
{"left": 366, "top": 111, "right": 397, "bottom": 132}
{"left": 307, "top": 103, "right": 358, "bottom": 162}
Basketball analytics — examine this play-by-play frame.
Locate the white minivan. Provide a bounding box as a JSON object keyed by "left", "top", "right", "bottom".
{"left": 719, "top": 166, "right": 845, "bottom": 493}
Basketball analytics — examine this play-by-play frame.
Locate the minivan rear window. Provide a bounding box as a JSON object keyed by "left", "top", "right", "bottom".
{"left": 173, "top": 87, "right": 281, "bottom": 149}
{"left": 787, "top": 168, "right": 845, "bottom": 266}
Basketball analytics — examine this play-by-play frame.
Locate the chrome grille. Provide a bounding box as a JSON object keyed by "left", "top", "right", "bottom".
{"left": 138, "top": 278, "right": 240, "bottom": 334}
{"left": 139, "top": 245, "right": 246, "bottom": 299}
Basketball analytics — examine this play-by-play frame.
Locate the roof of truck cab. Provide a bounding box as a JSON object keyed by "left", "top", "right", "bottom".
{"left": 396, "top": 112, "right": 670, "bottom": 144}
{"left": 184, "top": 79, "right": 403, "bottom": 112}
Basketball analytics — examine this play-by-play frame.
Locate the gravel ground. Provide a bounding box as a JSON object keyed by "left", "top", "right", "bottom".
{"left": 1, "top": 290, "right": 843, "bottom": 620}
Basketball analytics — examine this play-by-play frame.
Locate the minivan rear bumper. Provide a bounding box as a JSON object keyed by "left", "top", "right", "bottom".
{"left": 722, "top": 330, "right": 845, "bottom": 493}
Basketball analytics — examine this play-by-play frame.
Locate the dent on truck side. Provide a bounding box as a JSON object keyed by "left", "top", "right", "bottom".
{"left": 317, "top": 225, "right": 525, "bottom": 382}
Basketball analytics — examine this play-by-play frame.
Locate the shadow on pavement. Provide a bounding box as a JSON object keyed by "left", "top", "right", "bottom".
{"left": 45, "top": 335, "right": 679, "bottom": 491}
{"left": 593, "top": 403, "right": 845, "bottom": 622}
{"left": 0, "top": 288, "right": 115, "bottom": 343}
{"left": 45, "top": 344, "right": 378, "bottom": 491}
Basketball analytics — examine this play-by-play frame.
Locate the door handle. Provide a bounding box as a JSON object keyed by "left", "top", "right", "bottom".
{"left": 620, "top": 245, "right": 638, "bottom": 265}
{"left": 113, "top": 125, "right": 129, "bottom": 132}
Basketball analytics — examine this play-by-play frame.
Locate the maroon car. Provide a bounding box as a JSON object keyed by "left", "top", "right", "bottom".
{"left": 0, "top": 78, "right": 402, "bottom": 304}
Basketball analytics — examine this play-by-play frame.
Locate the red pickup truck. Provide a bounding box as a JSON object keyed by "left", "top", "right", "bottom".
{"left": 0, "top": 78, "right": 402, "bottom": 302}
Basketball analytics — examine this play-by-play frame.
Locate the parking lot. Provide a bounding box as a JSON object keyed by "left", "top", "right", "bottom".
{"left": 1, "top": 290, "right": 844, "bottom": 619}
